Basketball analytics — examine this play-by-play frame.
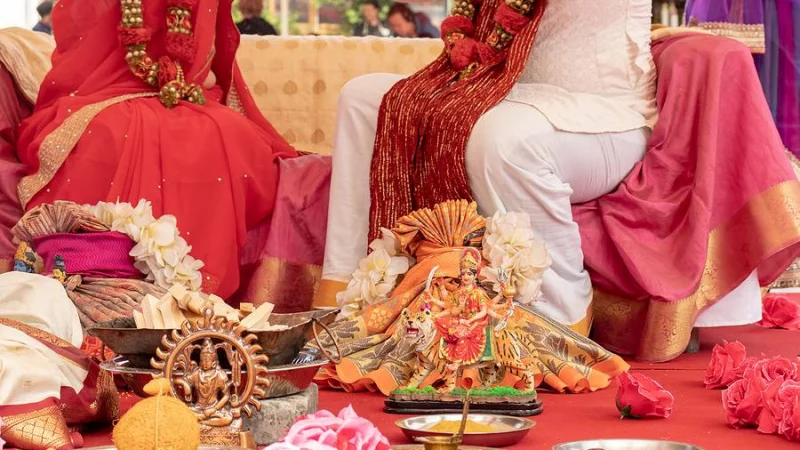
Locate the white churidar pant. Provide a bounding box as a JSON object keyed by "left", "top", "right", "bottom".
{"left": 323, "top": 73, "right": 762, "bottom": 327}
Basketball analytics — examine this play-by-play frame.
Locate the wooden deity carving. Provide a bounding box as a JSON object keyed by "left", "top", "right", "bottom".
{"left": 152, "top": 306, "right": 270, "bottom": 448}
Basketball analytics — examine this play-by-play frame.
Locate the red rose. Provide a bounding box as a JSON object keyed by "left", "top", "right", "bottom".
{"left": 759, "top": 294, "right": 800, "bottom": 330}
{"left": 746, "top": 357, "right": 799, "bottom": 384}
{"left": 758, "top": 379, "right": 789, "bottom": 434}
{"left": 778, "top": 381, "right": 800, "bottom": 441}
{"left": 723, "top": 376, "right": 766, "bottom": 428}
{"left": 615, "top": 372, "right": 674, "bottom": 419}
{"left": 704, "top": 340, "right": 749, "bottom": 389}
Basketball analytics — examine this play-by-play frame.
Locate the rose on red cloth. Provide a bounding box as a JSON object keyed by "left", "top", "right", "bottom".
{"left": 778, "top": 381, "right": 800, "bottom": 441}
{"left": 723, "top": 375, "right": 767, "bottom": 428}
{"left": 615, "top": 372, "right": 674, "bottom": 419}
{"left": 264, "top": 405, "right": 390, "bottom": 450}
{"left": 759, "top": 294, "right": 800, "bottom": 330}
{"left": 757, "top": 379, "right": 793, "bottom": 434}
{"left": 704, "top": 340, "right": 749, "bottom": 389}
{"left": 746, "top": 357, "right": 799, "bottom": 385}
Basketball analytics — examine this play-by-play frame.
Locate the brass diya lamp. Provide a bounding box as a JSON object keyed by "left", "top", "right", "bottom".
{"left": 414, "top": 391, "right": 472, "bottom": 450}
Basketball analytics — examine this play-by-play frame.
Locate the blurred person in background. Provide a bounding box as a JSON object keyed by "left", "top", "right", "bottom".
{"left": 353, "top": 0, "right": 391, "bottom": 37}
{"left": 386, "top": 2, "right": 439, "bottom": 38}
{"left": 237, "top": 0, "right": 278, "bottom": 36}
{"left": 32, "top": 1, "right": 53, "bottom": 35}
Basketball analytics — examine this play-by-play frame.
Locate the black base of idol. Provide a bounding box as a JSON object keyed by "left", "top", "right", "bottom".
{"left": 384, "top": 395, "right": 543, "bottom": 417}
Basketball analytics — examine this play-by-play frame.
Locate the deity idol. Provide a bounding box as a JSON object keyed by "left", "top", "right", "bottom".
{"left": 177, "top": 338, "right": 234, "bottom": 427}
{"left": 13, "top": 0, "right": 299, "bottom": 299}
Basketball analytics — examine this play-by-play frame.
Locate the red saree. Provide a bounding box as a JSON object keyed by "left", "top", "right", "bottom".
{"left": 574, "top": 33, "right": 800, "bottom": 362}
{"left": 14, "top": 0, "right": 297, "bottom": 298}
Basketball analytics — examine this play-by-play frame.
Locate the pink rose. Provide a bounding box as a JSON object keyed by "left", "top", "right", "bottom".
{"left": 265, "top": 406, "right": 390, "bottom": 450}
{"left": 723, "top": 376, "right": 766, "bottom": 428}
{"left": 746, "top": 357, "right": 799, "bottom": 384}
{"left": 704, "top": 340, "right": 749, "bottom": 389}
{"left": 615, "top": 372, "right": 674, "bottom": 419}
{"left": 0, "top": 416, "right": 4, "bottom": 450}
{"left": 758, "top": 379, "right": 793, "bottom": 434}
{"left": 778, "top": 381, "right": 800, "bottom": 441}
{"left": 759, "top": 294, "right": 800, "bottom": 330}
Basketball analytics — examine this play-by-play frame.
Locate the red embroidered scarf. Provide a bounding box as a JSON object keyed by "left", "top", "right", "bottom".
{"left": 368, "top": 0, "right": 547, "bottom": 240}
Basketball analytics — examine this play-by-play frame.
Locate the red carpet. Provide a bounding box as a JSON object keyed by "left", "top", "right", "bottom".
{"left": 81, "top": 325, "right": 800, "bottom": 450}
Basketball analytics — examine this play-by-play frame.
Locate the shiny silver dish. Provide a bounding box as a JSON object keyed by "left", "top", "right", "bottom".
{"left": 552, "top": 440, "right": 704, "bottom": 450}
{"left": 396, "top": 413, "right": 534, "bottom": 447}
{"left": 101, "top": 357, "right": 327, "bottom": 399}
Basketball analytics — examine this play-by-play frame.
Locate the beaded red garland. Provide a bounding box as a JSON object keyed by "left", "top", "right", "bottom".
{"left": 119, "top": 0, "right": 205, "bottom": 108}
{"left": 442, "top": 0, "right": 538, "bottom": 77}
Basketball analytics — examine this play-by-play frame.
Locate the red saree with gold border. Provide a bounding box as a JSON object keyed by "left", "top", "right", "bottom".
{"left": 14, "top": 0, "right": 297, "bottom": 299}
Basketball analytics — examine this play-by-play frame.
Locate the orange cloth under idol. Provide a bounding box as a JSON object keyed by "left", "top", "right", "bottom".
{"left": 14, "top": 0, "right": 297, "bottom": 298}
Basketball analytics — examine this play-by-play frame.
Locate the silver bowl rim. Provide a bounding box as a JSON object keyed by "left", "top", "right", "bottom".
{"left": 99, "top": 357, "right": 330, "bottom": 375}
{"left": 551, "top": 439, "right": 704, "bottom": 450}
{"left": 395, "top": 413, "right": 536, "bottom": 436}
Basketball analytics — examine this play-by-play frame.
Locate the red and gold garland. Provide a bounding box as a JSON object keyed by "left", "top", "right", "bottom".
{"left": 119, "top": 0, "right": 205, "bottom": 108}
{"left": 441, "top": 0, "right": 537, "bottom": 78}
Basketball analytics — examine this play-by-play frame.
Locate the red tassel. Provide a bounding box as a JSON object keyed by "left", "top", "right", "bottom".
{"left": 494, "top": 2, "right": 530, "bottom": 33}
{"left": 165, "top": 33, "right": 195, "bottom": 64}
{"left": 450, "top": 38, "right": 480, "bottom": 70}
{"left": 441, "top": 16, "right": 476, "bottom": 37}
{"left": 118, "top": 26, "right": 152, "bottom": 46}
{"left": 476, "top": 42, "right": 500, "bottom": 64}
{"left": 156, "top": 56, "right": 178, "bottom": 88}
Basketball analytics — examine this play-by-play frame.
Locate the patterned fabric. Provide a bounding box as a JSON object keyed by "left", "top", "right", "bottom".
{"left": 65, "top": 277, "right": 166, "bottom": 328}
{"left": 235, "top": 36, "right": 444, "bottom": 154}
{"left": 307, "top": 200, "right": 628, "bottom": 395}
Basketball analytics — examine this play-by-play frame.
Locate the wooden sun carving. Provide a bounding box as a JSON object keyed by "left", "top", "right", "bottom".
{"left": 151, "top": 306, "right": 269, "bottom": 447}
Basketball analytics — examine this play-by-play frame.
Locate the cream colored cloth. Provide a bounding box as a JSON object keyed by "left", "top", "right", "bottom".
{"left": 507, "top": 0, "right": 658, "bottom": 133}
{"left": 236, "top": 36, "right": 444, "bottom": 154}
{"left": 0, "top": 272, "right": 86, "bottom": 406}
{"left": 0, "top": 27, "right": 55, "bottom": 104}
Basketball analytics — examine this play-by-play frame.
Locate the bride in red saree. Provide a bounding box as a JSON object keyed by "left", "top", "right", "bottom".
{"left": 14, "top": 0, "right": 297, "bottom": 298}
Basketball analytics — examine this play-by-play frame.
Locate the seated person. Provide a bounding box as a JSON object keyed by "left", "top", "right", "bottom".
{"left": 0, "top": 271, "right": 117, "bottom": 450}
{"left": 14, "top": 0, "right": 298, "bottom": 299}
{"left": 317, "top": 0, "right": 800, "bottom": 361}
{"left": 386, "top": 2, "right": 440, "bottom": 38}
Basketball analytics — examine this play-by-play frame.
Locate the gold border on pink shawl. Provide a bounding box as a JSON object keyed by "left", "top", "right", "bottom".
{"left": 592, "top": 180, "right": 800, "bottom": 362}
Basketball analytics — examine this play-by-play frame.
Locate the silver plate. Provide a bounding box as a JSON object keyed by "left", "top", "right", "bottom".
{"left": 552, "top": 440, "right": 704, "bottom": 450}
{"left": 396, "top": 414, "right": 534, "bottom": 447}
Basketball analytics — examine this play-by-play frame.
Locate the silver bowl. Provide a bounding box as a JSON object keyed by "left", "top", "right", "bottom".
{"left": 87, "top": 309, "right": 337, "bottom": 368}
{"left": 102, "top": 357, "right": 327, "bottom": 399}
{"left": 552, "top": 440, "right": 704, "bottom": 450}
{"left": 396, "top": 413, "right": 534, "bottom": 447}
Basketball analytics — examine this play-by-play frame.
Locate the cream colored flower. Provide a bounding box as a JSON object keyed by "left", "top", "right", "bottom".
{"left": 481, "top": 211, "right": 551, "bottom": 305}
{"left": 336, "top": 243, "right": 413, "bottom": 319}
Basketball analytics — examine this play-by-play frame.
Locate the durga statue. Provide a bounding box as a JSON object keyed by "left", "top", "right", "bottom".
{"left": 300, "top": 200, "right": 629, "bottom": 395}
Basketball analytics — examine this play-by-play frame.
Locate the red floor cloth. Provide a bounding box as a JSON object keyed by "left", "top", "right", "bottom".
{"left": 80, "top": 325, "right": 800, "bottom": 450}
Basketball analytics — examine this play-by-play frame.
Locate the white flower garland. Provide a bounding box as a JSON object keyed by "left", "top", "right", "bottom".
{"left": 83, "top": 200, "right": 205, "bottom": 292}
{"left": 336, "top": 212, "right": 550, "bottom": 318}
{"left": 335, "top": 228, "right": 414, "bottom": 320}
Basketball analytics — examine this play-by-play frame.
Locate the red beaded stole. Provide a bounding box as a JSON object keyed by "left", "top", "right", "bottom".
{"left": 368, "top": 0, "right": 546, "bottom": 240}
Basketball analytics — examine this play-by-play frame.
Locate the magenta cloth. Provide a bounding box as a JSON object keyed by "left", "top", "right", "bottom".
{"left": 235, "top": 153, "right": 331, "bottom": 312}
{"left": 33, "top": 231, "right": 142, "bottom": 279}
{"left": 573, "top": 34, "right": 800, "bottom": 304}
{"left": 0, "top": 64, "right": 29, "bottom": 268}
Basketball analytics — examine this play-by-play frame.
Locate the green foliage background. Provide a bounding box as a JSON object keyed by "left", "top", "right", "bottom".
{"left": 231, "top": 0, "right": 392, "bottom": 36}
{"left": 231, "top": 0, "right": 302, "bottom": 34}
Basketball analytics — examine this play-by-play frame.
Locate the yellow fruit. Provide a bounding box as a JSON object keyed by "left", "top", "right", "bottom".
{"left": 113, "top": 379, "right": 201, "bottom": 450}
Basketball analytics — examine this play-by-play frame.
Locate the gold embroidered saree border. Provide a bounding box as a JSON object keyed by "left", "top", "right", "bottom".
{"left": 241, "top": 256, "right": 322, "bottom": 310}
{"left": 592, "top": 180, "right": 800, "bottom": 362}
{"left": 17, "top": 93, "right": 157, "bottom": 209}
{"left": 0, "top": 404, "right": 72, "bottom": 449}
{"left": 692, "top": 21, "right": 765, "bottom": 54}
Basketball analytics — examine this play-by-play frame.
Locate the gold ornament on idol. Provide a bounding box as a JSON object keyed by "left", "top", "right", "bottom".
{"left": 119, "top": 0, "right": 205, "bottom": 108}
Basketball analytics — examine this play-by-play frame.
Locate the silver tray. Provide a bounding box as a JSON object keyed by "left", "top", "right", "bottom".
{"left": 102, "top": 357, "right": 327, "bottom": 399}
{"left": 87, "top": 309, "right": 337, "bottom": 368}
{"left": 552, "top": 440, "right": 704, "bottom": 450}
